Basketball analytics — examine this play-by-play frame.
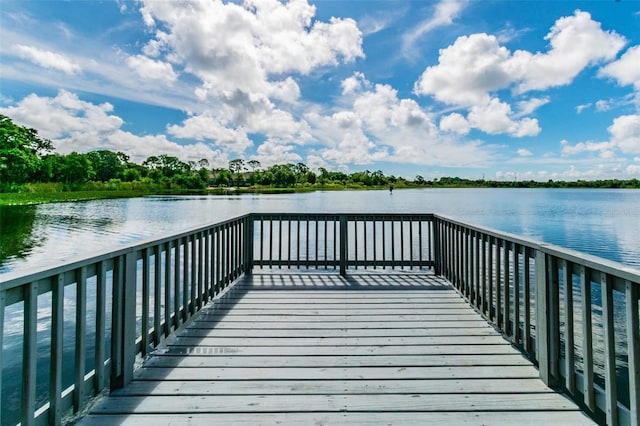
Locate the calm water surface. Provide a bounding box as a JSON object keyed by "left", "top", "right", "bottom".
{"left": 1, "top": 188, "right": 639, "bottom": 273}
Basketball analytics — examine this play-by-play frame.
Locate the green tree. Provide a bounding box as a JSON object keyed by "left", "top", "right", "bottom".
{"left": 0, "top": 115, "right": 54, "bottom": 186}
{"left": 86, "top": 150, "right": 124, "bottom": 182}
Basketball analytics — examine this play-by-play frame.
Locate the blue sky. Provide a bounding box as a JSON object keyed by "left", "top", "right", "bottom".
{"left": 1, "top": 0, "right": 639, "bottom": 180}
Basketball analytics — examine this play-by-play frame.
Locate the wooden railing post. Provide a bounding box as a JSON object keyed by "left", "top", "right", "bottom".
{"left": 339, "top": 215, "right": 347, "bottom": 276}
{"left": 245, "top": 215, "right": 254, "bottom": 275}
{"left": 433, "top": 217, "right": 442, "bottom": 276}
{"left": 535, "top": 248, "right": 560, "bottom": 386}
{"left": 112, "top": 252, "right": 137, "bottom": 389}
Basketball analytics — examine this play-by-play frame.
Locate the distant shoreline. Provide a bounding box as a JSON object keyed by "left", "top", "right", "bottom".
{"left": 1, "top": 181, "right": 639, "bottom": 206}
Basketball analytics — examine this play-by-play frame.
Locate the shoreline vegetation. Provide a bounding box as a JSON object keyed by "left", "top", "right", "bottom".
{"left": 2, "top": 114, "right": 639, "bottom": 206}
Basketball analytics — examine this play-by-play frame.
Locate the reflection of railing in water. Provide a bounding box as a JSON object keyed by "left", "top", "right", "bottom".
{"left": 0, "top": 213, "right": 638, "bottom": 425}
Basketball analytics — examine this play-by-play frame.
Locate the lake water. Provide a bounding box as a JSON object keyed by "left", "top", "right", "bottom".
{"left": 1, "top": 188, "right": 639, "bottom": 424}
{"left": 2, "top": 188, "right": 639, "bottom": 274}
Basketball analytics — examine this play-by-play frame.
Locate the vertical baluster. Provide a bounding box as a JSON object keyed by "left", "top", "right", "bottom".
{"left": 0, "top": 290, "right": 4, "bottom": 422}
{"left": 164, "top": 241, "right": 172, "bottom": 334}
{"left": 581, "top": 266, "right": 595, "bottom": 410}
{"left": 363, "top": 218, "right": 368, "bottom": 269}
{"left": 154, "top": 246, "right": 162, "bottom": 345}
{"left": 325, "top": 218, "right": 329, "bottom": 269}
{"left": 305, "top": 218, "right": 311, "bottom": 269}
{"left": 278, "top": 218, "right": 283, "bottom": 269}
{"left": 74, "top": 267, "right": 87, "bottom": 412}
{"left": 503, "top": 240, "right": 510, "bottom": 336}
{"left": 496, "top": 239, "right": 503, "bottom": 328}
{"left": 259, "top": 219, "right": 264, "bottom": 269}
{"left": 391, "top": 218, "right": 396, "bottom": 269}
{"left": 288, "top": 220, "right": 292, "bottom": 269}
{"left": 297, "top": 219, "right": 301, "bottom": 268}
{"left": 400, "top": 217, "right": 405, "bottom": 270}
{"left": 601, "top": 272, "right": 617, "bottom": 425}
{"left": 49, "top": 275, "right": 64, "bottom": 425}
{"left": 418, "top": 220, "right": 423, "bottom": 269}
{"left": 409, "top": 219, "right": 414, "bottom": 270}
{"left": 481, "top": 234, "right": 487, "bottom": 314}
{"left": 315, "top": 219, "right": 319, "bottom": 269}
{"left": 96, "top": 261, "right": 107, "bottom": 391}
{"left": 111, "top": 257, "right": 124, "bottom": 388}
{"left": 513, "top": 245, "right": 521, "bottom": 345}
{"left": 216, "top": 229, "right": 222, "bottom": 294}
{"left": 523, "top": 247, "right": 531, "bottom": 354}
{"left": 626, "top": 280, "right": 640, "bottom": 426}
{"left": 22, "top": 281, "right": 38, "bottom": 426}
{"left": 174, "top": 239, "right": 182, "bottom": 327}
{"left": 373, "top": 219, "right": 377, "bottom": 269}
{"left": 487, "top": 237, "right": 494, "bottom": 321}
{"left": 333, "top": 218, "right": 337, "bottom": 269}
{"left": 204, "top": 231, "right": 211, "bottom": 304}
{"left": 475, "top": 232, "right": 481, "bottom": 309}
{"left": 268, "top": 219, "right": 273, "bottom": 268}
{"left": 354, "top": 218, "right": 359, "bottom": 270}
{"left": 191, "top": 234, "right": 197, "bottom": 314}
{"left": 382, "top": 219, "right": 386, "bottom": 269}
{"left": 562, "top": 260, "right": 575, "bottom": 394}
{"left": 142, "top": 249, "right": 150, "bottom": 356}
{"left": 198, "top": 232, "right": 204, "bottom": 308}
{"left": 183, "top": 236, "right": 190, "bottom": 320}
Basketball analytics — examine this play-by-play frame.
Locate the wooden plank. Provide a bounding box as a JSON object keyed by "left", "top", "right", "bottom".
{"left": 197, "top": 314, "right": 481, "bottom": 322}
{"left": 179, "top": 327, "right": 497, "bottom": 338}
{"left": 170, "top": 335, "right": 510, "bottom": 347}
{"left": 80, "top": 411, "right": 595, "bottom": 426}
{"left": 134, "top": 365, "right": 541, "bottom": 381}
{"left": 112, "top": 378, "right": 555, "bottom": 396}
{"left": 90, "top": 393, "right": 581, "bottom": 414}
{"left": 155, "top": 344, "right": 516, "bottom": 357}
{"left": 192, "top": 320, "right": 493, "bottom": 329}
{"left": 144, "top": 353, "right": 531, "bottom": 368}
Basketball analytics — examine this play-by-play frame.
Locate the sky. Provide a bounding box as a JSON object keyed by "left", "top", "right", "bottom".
{"left": 1, "top": 0, "right": 639, "bottom": 181}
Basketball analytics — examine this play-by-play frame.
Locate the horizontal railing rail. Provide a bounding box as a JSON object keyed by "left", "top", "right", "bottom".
{"left": 1, "top": 212, "right": 638, "bottom": 425}
{"left": 434, "top": 214, "right": 640, "bottom": 426}
{"left": 0, "top": 214, "right": 250, "bottom": 426}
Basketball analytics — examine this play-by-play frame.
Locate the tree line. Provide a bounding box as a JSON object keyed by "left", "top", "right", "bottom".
{"left": 2, "top": 114, "right": 639, "bottom": 193}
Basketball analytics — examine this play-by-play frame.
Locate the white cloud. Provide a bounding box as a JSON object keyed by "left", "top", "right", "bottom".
{"left": 599, "top": 45, "right": 640, "bottom": 89}
{"left": 0, "top": 91, "right": 228, "bottom": 166}
{"left": 439, "top": 113, "right": 470, "bottom": 135}
{"left": 13, "top": 44, "right": 81, "bottom": 74}
{"left": 139, "top": 0, "right": 363, "bottom": 101}
{"left": 609, "top": 114, "right": 640, "bottom": 154}
{"left": 507, "top": 10, "right": 626, "bottom": 93}
{"left": 468, "top": 98, "right": 540, "bottom": 137}
{"left": 402, "top": 0, "right": 465, "bottom": 59}
{"left": 167, "top": 114, "right": 252, "bottom": 153}
{"left": 414, "top": 10, "right": 625, "bottom": 138}
{"left": 126, "top": 55, "right": 177, "bottom": 83}
{"left": 517, "top": 148, "right": 533, "bottom": 156}
{"left": 576, "top": 103, "right": 592, "bottom": 114}
{"left": 254, "top": 140, "right": 302, "bottom": 167}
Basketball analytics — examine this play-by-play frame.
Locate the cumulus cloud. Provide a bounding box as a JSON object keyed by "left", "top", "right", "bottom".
{"left": 561, "top": 114, "right": 640, "bottom": 158}
{"left": 126, "top": 54, "right": 177, "bottom": 83}
{"left": 139, "top": 0, "right": 363, "bottom": 101}
{"left": 517, "top": 148, "right": 533, "bottom": 156}
{"left": 439, "top": 113, "right": 470, "bottom": 135}
{"left": 0, "top": 91, "right": 228, "bottom": 166}
{"left": 254, "top": 140, "right": 302, "bottom": 166}
{"left": 599, "top": 45, "right": 640, "bottom": 89}
{"left": 414, "top": 11, "right": 625, "bottom": 138}
{"left": 13, "top": 44, "right": 81, "bottom": 75}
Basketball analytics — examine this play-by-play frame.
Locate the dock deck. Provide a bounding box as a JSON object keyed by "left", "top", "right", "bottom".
{"left": 81, "top": 272, "right": 595, "bottom": 425}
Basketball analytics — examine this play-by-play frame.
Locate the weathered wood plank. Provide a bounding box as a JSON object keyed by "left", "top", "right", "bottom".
{"left": 134, "top": 365, "right": 541, "bottom": 381}
{"left": 156, "top": 344, "right": 515, "bottom": 356}
{"left": 143, "top": 353, "right": 531, "bottom": 368}
{"left": 192, "top": 319, "right": 493, "bottom": 329}
{"left": 80, "top": 411, "right": 595, "bottom": 426}
{"left": 90, "top": 393, "right": 582, "bottom": 414}
{"left": 111, "top": 378, "right": 555, "bottom": 396}
{"left": 179, "top": 327, "right": 496, "bottom": 338}
{"left": 169, "top": 335, "right": 508, "bottom": 346}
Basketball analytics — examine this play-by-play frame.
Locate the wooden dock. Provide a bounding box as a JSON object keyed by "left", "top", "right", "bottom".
{"left": 80, "top": 272, "right": 595, "bottom": 425}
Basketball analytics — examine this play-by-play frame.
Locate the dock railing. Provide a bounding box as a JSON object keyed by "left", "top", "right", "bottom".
{"left": 1, "top": 213, "right": 638, "bottom": 425}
